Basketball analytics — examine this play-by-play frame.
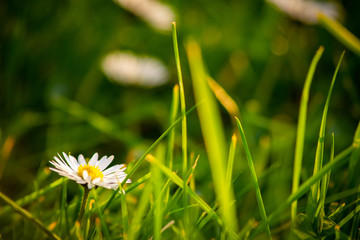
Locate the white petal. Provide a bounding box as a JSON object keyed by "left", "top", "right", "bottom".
{"left": 102, "top": 165, "right": 122, "bottom": 175}
{"left": 92, "top": 178, "right": 101, "bottom": 184}
{"left": 83, "top": 170, "right": 89, "bottom": 181}
{"left": 68, "top": 155, "right": 80, "bottom": 172}
{"left": 88, "top": 153, "right": 99, "bottom": 166}
{"left": 78, "top": 154, "right": 86, "bottom": 165}
{"left": 96, "top": 155, "right": 114, "bottom": 171}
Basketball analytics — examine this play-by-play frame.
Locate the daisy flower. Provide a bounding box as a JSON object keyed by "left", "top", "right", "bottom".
{"left": 49, "top": 152, "right": 131, "bottom": 191}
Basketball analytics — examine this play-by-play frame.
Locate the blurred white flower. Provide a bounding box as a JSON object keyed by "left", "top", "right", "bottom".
{"left": 115, "top": 0, "right": 175, "bottom": 31}
{"left": 267, "top": 0, "right": 339, "bottom": 24}
{"left": 101, "top": 51, "right": 169, "bottom": 87}
{"left": 49, "top": 152, "right": 131, "bottom": 191}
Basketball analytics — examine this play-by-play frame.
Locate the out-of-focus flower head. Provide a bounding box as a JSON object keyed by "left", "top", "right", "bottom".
{"left": 267, "top": 0, "right": 339, "bottom": 24}
{"left": 101, "top": 51, "right": 169, "bottom": 87}
{"left": 114, "top": 0, "right": 175, "bottom": 31}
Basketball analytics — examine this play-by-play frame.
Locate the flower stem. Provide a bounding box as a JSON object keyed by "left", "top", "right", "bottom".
{"left": 77, "top": 186, "right": 90, "bottom": 225}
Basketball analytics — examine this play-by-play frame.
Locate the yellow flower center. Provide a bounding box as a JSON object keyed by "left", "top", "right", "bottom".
{"left": 78, "top": 165, "right": 104, "bottom": 180}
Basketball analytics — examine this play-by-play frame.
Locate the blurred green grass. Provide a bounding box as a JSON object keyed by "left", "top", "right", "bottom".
{"left": 1, "top": 0, "right": 360, "bottom": 239}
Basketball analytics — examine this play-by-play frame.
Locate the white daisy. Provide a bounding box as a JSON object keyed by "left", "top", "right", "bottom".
{"left": 267, "top": 0, "right": 339, "bottom": 24}
{"left": 101, "top": 51, "right": 169, "bottom": 87}
{"left": 49, "top": 152, "right": 131, "bottom": 191}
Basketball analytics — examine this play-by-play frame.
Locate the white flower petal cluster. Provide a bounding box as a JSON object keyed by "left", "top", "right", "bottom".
{"left": 101, "top": 51, "right": 169, "bottom": 87}
{"left": 49, "top": 152, "right": 131, "bottom": 191}
{"left": 267, "top": 0, "right": 339, "bottom": 24}
{"left": 114, "top": 0, "right": 175, "bottom": 31}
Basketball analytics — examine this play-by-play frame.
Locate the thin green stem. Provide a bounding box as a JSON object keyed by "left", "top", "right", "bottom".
{"left": 172, "top": 21, "right": 189, "bottom": 229}
{"left": 77, "top": 186, "right": 91, "bottom": 225}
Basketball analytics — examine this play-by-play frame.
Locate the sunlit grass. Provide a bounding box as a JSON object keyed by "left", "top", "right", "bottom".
{"left": 1, "top": 23, "right": 359, "bottom": 240}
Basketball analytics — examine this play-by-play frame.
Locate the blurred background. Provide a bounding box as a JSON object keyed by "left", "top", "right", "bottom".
{"left": 0, "top": 0, "right": 359, "bottom": 232}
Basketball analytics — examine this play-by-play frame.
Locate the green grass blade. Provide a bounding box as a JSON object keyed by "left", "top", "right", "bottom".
{"left": 1, "top": 177, "right": 67, "bottom": 214}
{"left": 306, "top": 50, "right": 345, "bottom": 220}
{"left": 185, "top": 38, "right": 239, "bottom": 237}
{"left": 128, "top": 182, "right": 152, "bottom": 240}
{"left": 152, "top": 145, "right": 165, "bottom": 240}
{"left": 235, "top": 117, "right": 272, "bottom": 239}
{"left": 172, "top": 22, "right": 189, "bottom": 229}
{"left": 315, "top": 133, "right": 335, "bottom": 221}
{"left": 291, "top": 46, "right": 324, "bottom": 221}
{"left": 166, "top": 84, "right": 179, "bottom": 171}
{"left": 92, "top": 189, "right": 110, "bottom": 239}
{"left": 226, "top": 134, "right": 237, "bottom": 194}
{"left": 101, "top": 103, "right": 199, "bottom": 213}
{"left": 339, "top": 204, "right": 360, "bottom": 228}
{"left": 318, "top": 13, "right": 360, "bottom": 56}
{"left": 145, "top": 154, "right": 222, "bottom": 226}
{"left": 0, "top": 191, "right": 61, "bottom": 240}
{"left": 252, "top": 145, "right": 355, "bottom": 237}
{"left": 123, "top": 103, "right": 198, "bottom": 184}
{"left": 348, "top": 122, "right": 360, "bottom": 188}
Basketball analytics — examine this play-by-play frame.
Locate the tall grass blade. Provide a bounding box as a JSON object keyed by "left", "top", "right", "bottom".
{"left": 0, "top": 191, "right": 61, "bottom": 240}
{"left": 101, "top": 103, "right": 198, "bottom": 213}
{"left": 318, "top": 13, "right": 360, "bottom": 56}
{"left": 306, "top": 50, "right": 345, "bottom": 221}
{"left": 252, "top": 145, "right": 355, "bottom": 237}
{"left": 145, "top": 154, "right": 222, "bottom": 226}
{"left": 172, "top": 22, "right": 189, "bottom": 229}
{"left": 291, "top": 46, "right": 324, "bottom": 221}
{"left": 185, "top": 38, "right": 239, "bottom": 237}
{"left": 235, "top": 117, "right": 272, "bottom": 239}
{"left": 152, "top": 145, "right": 165, "bottom": 240}
{"left": 166, "top": 84, "right": 179, "bottom": 171}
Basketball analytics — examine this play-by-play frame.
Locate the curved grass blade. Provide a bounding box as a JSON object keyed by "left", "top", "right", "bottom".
{"left": 252, "top": 145, "right": 355, "bottom": 238}
{"left": 1, "top": 177, "right": 67, "bottom": 214}
{"left": 291, "top": 46, "right": 324, "bottom": 221}
{"left": 318, "top": 13, "right": 360, "bottom": 56}
{"left": 306, "top": 50, "right": 345, "bottom": 221}
{"left": 172, "top": 22, "right": 189, "bottom": 229}
{"left": 235, "top": 117, "right": 272, "bottom": 239}
{"left": 145, "top": 154, "right": 222, "bottom": 226}
{"left": 0, "top": 191, "right": 61, "bottom": 240}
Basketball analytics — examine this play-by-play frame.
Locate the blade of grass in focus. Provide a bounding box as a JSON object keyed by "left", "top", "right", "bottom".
{"left": 235, "top": 117, "right": 272, "bottom": 239}
{"left": 152, "top": 145, "right": 165, "bottom": 240}
{"left": 172, "top": 22, "right": 190, "bottom": 230}
{"left": 166, "top": 84, "right": 179, "bottom": 171}
{"left": 291, "top": 46, "right": 324, "bottom": 221}
{"left": 145, "top": 154, "right": 223, "bottom": 227}
{"left": 318, "top": 13, "right": 360, "bottom": 56}
{"left": 0, "top": 191, "right": 61, "bottom": 240}
{"left": 185, "top": 38, "right": 239, "bottom": 238}
{"left": 315, "top": 133, "right": 335, "bottom": 233}
{"left": 252, "top": 144, "right": 355, "bottom": 238}
{"left": 103, "top": 104, "right": 198, "bottom": 212}
{"left": 306, "top": 50, "right": 345, "bottom": 221}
